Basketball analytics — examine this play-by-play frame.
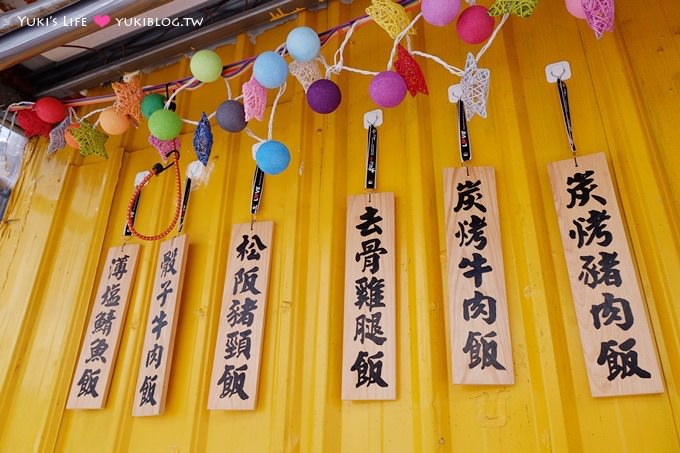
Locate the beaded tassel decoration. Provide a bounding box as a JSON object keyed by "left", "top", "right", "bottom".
{"left": 460, "top": 53, "right": 491, "bottom": 119}
{"left": 242, "top": 76, "right": 267, "bottom": 122}
{"left": 489, "top": 0, "right": 540, "bottom": 18}
{"left": 366, "top": 0, "right": 416, "bottom": 39}
{"left": 113, "top": 76, "right": 144, "bottom": 124}
{"left": 47, "top": 117, "right": 71, "bottom": 154}
{"left": 583, "top": 0, "right": 614, "bottom": 39}
{"left": 149, "top": 135, "right": 181, "bottom": 161}
{"left": 193, "top": 112, "right": 213, "bottom": 166}
{"left": 394, "top": 45, "right": 428, "bottom": 97}
{"left": 69, "top": 121, "right": 109, "bottom": 158}
{"left": 289, "top": 60, "right": 322, "bottom": 92}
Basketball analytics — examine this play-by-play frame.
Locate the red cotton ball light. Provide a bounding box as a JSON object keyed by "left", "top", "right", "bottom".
{"left": 369, "top": 71, "right": 408, "bottom": 108}
{"left": 456, "top": 5, "right": 495, "bottom": 45}
{"left": 35, "top": 97, "right": 67, "bottom": 124}
{"left": 306, "top": 79, "right": 342, "bottom": 114}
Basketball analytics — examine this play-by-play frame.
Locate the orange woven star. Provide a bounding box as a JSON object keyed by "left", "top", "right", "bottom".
{"left": 113, "top": 76, "right": 143, "bottom": 124}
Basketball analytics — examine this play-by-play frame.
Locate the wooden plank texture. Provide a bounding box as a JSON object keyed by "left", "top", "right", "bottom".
{"left": 66, "top": 244, "right": 140, "bottom": 409}
{"left": 208, "top": 222, "right": 273, "bottom": 410}
{"left": 342, "top": 192, "right": 397, "bottom": 400}
{"left": 133, "top": 235, "right": 189, "bottom": 416}
{"left": 548, "top": 152, "right": 663, "bottom": 396}
{"left": 444, "top": 167, "right": 514, "bottom": 385}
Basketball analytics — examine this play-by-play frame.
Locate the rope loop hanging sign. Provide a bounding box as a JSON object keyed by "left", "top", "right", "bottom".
{"left": 125, "top": 150, "right": 183, "bottom": 241}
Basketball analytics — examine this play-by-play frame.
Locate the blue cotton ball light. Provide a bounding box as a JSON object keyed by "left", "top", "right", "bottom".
{"left": 286, "top": 26, "right": 321, "bottom": 62}
{"left": 190, "top": 49, "right": 223, "bottom": 83}
{"left": 256, "top": 140, "right": 290, "bottom": 175}
{"left": 253, "top": 51, "right": 289, "bottom": 89}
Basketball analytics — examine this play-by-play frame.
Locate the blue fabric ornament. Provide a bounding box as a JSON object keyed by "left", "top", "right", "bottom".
{"left": 193, "top": 112, "right": 213, "bottom": 166}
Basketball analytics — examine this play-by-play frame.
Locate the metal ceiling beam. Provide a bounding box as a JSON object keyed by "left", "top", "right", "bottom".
{"left": 0, "top": 0, "right": 81, "bottom": 37}
{"left": 0, "top": 0, "right": 175, "bottom": 71}
{"left": 35, "top": 0, "right": 323, "bottom": 98}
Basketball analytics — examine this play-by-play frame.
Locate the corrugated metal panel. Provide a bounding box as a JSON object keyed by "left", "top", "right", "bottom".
{"left": 1, "top": 0, "right": 679, "bottom": 451}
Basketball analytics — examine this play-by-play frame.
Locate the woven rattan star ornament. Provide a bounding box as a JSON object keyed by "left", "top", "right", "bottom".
{"left": 47, "top": 117, "right": 71, "bottom": 155}
{"left": 70, "top": 120, "right": 108, "bottom": 158}
{"left": 366, "top": 0, "right": 417, "bottom": 39}
{"left": 489, "top": 0, "right": 540, "bottom": 18}
{"left": 113, "top": 76, "right": 143, "bottom": 124}
{"left": 289, "top": 60, "right": 322, "bottom": 92}
{"left": 394, "top": 45, "right": 428, "bottom": 96}
{"left": 242, "top": 76, "right": 267, "bottom": 122}
{"left": 460, "top": 53, "right": 490, "bottom": 119}
{"left": 583, "top": 0, "right": 614, "bottom": 39}
{"left": 193, "top": 112, "right": 213, "bottom": 166}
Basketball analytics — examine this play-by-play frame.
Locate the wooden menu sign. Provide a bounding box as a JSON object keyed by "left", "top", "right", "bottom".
{"left": 67, "top": 244, "right": 140, "bottom": 409}
{"left": 342, "top": 192, "right": 396, "bottom": 400}
{"left": 133, "top": 235, "right": 188, "bottom": 416}
{"left": 548, "top": 152, "right": 663, "bottom": 397}
{"left": 208, "top": 222, "right": 273, "bottom": 410}
{"left": 444, "top": 167, "right": 514, "bottom": 385}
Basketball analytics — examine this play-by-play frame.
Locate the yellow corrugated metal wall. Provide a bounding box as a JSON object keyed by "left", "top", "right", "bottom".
{"left": 1, "top": 0, "right": 679, "bottom": 451}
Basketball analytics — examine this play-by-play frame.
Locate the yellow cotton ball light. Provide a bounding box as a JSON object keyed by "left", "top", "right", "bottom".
{"left": 190, "top": 49, "right": 223, "bottom": 83}
{"left": 98, "top": 107, "right": 131, "bottom": 135}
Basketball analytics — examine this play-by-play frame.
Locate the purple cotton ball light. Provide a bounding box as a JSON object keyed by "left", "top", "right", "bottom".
{"left": 456, "top": 5, "right": 495, "bottom": 45}
{"left": 306, "top": 79, "right": 342, "bottom": 114}
{"left": 216, "top": 100, "right": 247, "bottom": 132}
{"left": 369, "top": 71, "right": 407, "bottom": 108}
{"left": 421, "top": 0, "right": 461, "bottom": 26}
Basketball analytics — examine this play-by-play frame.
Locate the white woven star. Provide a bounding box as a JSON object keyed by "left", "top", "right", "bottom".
{"left": 460, "top": 53, "right": 491, "bottom": 119}
{"left": 48, "top": 117, "right": 71, "bottom": 155}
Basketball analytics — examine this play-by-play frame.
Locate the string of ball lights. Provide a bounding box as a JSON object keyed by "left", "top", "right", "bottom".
{"left": 2, "top": 0, "right": 614, "bottom": 177}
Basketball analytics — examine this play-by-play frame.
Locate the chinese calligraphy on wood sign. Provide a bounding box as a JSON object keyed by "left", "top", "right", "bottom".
{"left": 67, "top": 244, "right": 140, "bottom": 409}
{"left": 133, "top": 235, "right": 188, "bottom": 416}
{"left": 444, "top": 167, "right": 514, "bottom": 385}
{"left": 342, "top": 193, "right": 396, "bottom": 400}
{"left": 548, "top": 152, "right": 663, "bottom": 397}
{"left": 208, "top": 222, "right": 273, "bottom": 410}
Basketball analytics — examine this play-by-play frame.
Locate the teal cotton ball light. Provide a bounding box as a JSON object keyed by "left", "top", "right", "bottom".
{"left": 256, "top": 140, "right": 290, "bottom": 175}
{"left": 141, "top": 94, "right": 166, "bottom": 119}
{"left": 253, "top": 51, "right": 288, "bottom": 89}
{"left": 148, "top": 109, "right": 182, "bottom": 140}
{"left": 190, "top": 49, "right": 223, "bottom": 83}
{"left": 286, "top": 26, "right": 320, "bottom": 62}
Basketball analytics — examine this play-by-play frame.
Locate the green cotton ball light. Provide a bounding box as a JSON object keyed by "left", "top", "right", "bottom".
{"left": 141, "top": 94, "right": 166, "bottom": 119}
{"left": 148, "top": 109, "right": 182, "bottom": 140}
{"left": 190, "top": 49, "right": 223, "bottom": 83}
{"left": 256, "top": 140, "right": 290, "bottom": 175}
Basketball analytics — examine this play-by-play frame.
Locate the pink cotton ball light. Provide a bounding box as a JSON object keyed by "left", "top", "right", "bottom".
{"left": 565, "top": 0, "right": 586, "bottom": 18}
{"left": 456, "top": 5, "right": 495, "bottom": 45}
{"left": 421, "top": 0, "right": 461, "bottom": 26}
{"left": 369, "top": 71, "right": 407, "bottom": 108}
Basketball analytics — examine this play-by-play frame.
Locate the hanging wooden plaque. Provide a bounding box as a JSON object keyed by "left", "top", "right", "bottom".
{"left": 548, "top": 152, "right": 663, "bottom": 397}
{"left": 208, "top": 222, "right": 273, "bottom": 410}
{"left": 133, "top": 235, "right": 188, "bottom": 416}
{"left": 444, "top": 167, "right": 514, "bottom": 385}
{"left": 67, "top": 244, "right": 141, "bottom": 409}
{"left": 342, "top": 192, "right": 397, "bottom": 400}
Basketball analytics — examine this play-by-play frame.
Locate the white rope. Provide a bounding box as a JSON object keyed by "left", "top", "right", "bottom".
{"left": 245, "top": 127, "right": 265, "bottom": 143}
{"left": 224, "top": 78, "right": 233, "bottom": 100}
{"left": 327, "top": 18, "right": 368, "bottom": 78}
{"left": 341, "top": 66, "right": 379, "bottom": 76}
{"left": 165, "top": 77, "right": 198, "bottom": 109}
{"left": 386, "top": 12, "right": 422, "bottom": 70}
{"left": 80, "top": 107, "right": 106, "bottom": 122}
{"left": 268, "top": 82, "right": 286, "bottom": 140}
{"left": 411, "top": 51, "right": 464, "bottom": 76}
{"left": 475, "top": 13, "right": 509, "bottom": 62}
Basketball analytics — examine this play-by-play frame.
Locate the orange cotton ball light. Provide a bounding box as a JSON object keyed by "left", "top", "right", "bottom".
{"left": 99, "top": 107, "right": 131, "bottom": 135}
{"left": 35, "top": 97, "right": 67, "bottom": 123}
{"left": 65, "top": 123, "right": 81, "bottom": 149}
